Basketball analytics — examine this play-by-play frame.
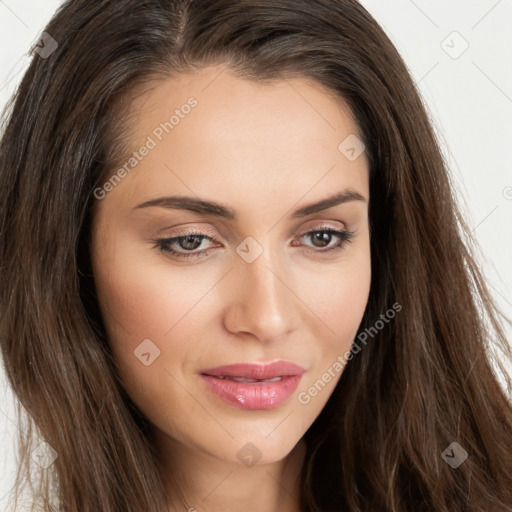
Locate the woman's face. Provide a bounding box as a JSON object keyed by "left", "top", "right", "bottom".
{"left": 90, "top": 66, "right": 371, "bottom": 469}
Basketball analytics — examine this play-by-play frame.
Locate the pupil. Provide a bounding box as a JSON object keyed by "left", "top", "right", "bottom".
{"left": 312, "top": 231, "right": 331, "bottom": 247}
{"left": 181, "top": 235, "right": 201, "bottom": 250}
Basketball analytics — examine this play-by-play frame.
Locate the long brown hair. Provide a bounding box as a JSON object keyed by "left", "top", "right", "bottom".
{"left": 1, "top": 0, "right": 511, "bottom": 510}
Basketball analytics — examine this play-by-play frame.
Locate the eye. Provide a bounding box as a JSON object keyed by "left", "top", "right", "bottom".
{"left": 154, "top": 231, "right": 215, "bottom": 260}
{"left": 296, "top": 226, "right": 355, "bottom": 254}
{"left": 153, "top": 226, "right": 355, "bottom": 260}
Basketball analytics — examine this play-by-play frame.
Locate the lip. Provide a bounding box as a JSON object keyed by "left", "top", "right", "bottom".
{"left": 199, "top": 361, "right": 305, "bottom": 410}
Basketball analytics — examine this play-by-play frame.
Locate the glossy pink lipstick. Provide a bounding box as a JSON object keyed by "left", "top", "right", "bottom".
{"left": 200, "top": 361, "right": 305, "bottom": 410}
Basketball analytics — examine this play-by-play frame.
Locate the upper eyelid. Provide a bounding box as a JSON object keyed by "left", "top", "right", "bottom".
{"left": 163, "top": 219, "right": 347, "bottom": 236}
{"left": 163, "top": 224, "right": 346, "bottom": 242}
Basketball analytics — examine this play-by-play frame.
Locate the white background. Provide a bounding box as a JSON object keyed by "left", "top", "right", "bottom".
{"left": 1, "top": 0, "right": 511, "bottom": 507}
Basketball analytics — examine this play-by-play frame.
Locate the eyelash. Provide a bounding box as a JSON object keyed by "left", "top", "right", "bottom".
{"left": 153, "top": 226, "right": 355, "bottom": 260}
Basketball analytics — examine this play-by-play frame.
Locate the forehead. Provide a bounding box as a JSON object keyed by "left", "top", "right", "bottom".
{"left": 126, "top": 66, "right": 363, "bottom": 147}
{"left": 101, "top": 66, "right": 369, "bottom": 212}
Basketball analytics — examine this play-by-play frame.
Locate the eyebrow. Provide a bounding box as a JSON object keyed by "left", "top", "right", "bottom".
{"left": 134, "top": 189, "right": 367, "bottom": 220}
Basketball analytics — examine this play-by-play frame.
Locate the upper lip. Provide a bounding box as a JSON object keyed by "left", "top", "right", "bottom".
{"left": 200, "top": 361, "right": 306, "bottom": 380}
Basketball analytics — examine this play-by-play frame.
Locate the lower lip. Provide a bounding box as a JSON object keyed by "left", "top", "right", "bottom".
{"left": 200, "top": 374, "right": 303, "bottom": 410}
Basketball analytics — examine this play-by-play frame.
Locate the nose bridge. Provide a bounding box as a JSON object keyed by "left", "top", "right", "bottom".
{"left": 243, "top": 245, "right": 284, "bottom": 304}
{"left": 224, "top": 240, "right": 298, "bottom": 341}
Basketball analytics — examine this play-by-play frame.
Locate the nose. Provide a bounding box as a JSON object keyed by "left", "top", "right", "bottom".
{"left": 221, "top": 247, "right": 301, "bottom": 344}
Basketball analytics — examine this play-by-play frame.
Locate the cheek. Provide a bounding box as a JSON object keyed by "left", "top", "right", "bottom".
{"left": 91, "top": 256, "right": 202, "bottom": 428}
{"left": 294, "top": 251, "right": 371, "bottom": 408}
{"left": 91, "top": 235, "right": 232, "bottom": 406}
{"left": 93, "top": 235, "right": 213, "bottom": 344}
{"left": 301, "top": 249, "right": 371, "bottom": 350}
{"left": 90, "top": 233, "right": 189, "bottom": 383}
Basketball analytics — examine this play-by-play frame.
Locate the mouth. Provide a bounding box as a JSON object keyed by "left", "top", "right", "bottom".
{"left": 199, "top": 361, "right": 305, "bottom": 410}
{"left": 207, "top": 375, "right": 285, "bottom": 383}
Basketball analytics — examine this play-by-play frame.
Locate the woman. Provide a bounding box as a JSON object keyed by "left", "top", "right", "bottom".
{"left": 1, "top": 0, "right": 511, "bottom": 511}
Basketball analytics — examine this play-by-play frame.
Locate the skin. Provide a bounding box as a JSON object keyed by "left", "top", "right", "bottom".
{"left": 90, "top": 65, "right": 371, "bottom": 512}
